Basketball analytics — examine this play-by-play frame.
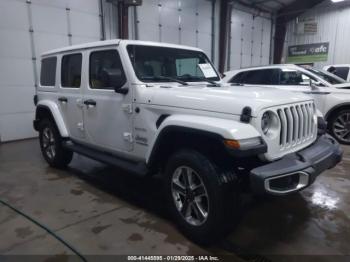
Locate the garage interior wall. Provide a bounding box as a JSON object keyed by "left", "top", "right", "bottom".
{"left": 0, "top": 0, "right": 114, "bottom": 142}
{"left": 284, "top": 1, "right": 350, "bottom": 68}
{"left": 133, "top": 0, "right": 216, "bottom": 63}
{"left": 227, "top": 4, "right": 272, "bottom": 71}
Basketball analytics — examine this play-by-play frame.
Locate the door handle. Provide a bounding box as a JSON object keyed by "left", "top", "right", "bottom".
{"left": 83, "top": 99, "right": 97, "bottom": 107}
{"left": 58, "top": 97, "right": 68, "bottom": 103}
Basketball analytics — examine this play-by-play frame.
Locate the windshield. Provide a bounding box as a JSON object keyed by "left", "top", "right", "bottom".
{"left": 127, "top": 45, "right": 220, "bottom": 83}
{"left": 306, "top": 68, "right": 346, "bottom": 84}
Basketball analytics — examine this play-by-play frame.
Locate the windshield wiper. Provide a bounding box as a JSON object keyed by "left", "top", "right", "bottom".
{"left": 178, "top": 75, "right": 221, "bottom": 87}
{"left": 141, "top": 75, "right": 188, "bottom": 86}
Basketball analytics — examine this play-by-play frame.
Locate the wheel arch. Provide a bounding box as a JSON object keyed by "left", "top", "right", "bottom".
{"left": 147, "top": 125, "right": 230, "bottom": 171}
{"left": 146, "top": 114, "right": 261, "bottom": 172}
{"left": 35, "top": 101, "right": 69, "bottom": 137}
{"left": 325, "top": 103, "right": 350, "bottom": 122}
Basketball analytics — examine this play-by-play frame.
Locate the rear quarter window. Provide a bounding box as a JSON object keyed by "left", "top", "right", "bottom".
{"left": 40, "top": 57, "right": 57, "bottom": 86}
{"left": 333, "top": 67, "right": 350, "bottom": 80}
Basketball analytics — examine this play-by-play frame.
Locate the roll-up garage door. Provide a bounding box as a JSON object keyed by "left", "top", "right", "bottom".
{"left": 136, "top": 0, "right": 214, "bottom": 59}
{"left": 228, "top": 8, "right": 272, "bottom": 70}
{"left": 0, "top": 0, "right": 102, "bottom": 142}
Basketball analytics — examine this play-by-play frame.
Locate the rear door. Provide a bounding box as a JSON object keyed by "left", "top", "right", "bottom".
{"left": 58, "top": 53, "right": 85, "bottom": 141}
{"left": 82, "top": 47, "right": 133, "bottom": 153}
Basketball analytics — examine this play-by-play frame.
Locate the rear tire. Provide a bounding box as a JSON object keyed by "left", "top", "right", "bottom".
{"left": 329, "top": 109, "right": 350, "bottom": 145}
{"left": 163, "top": 149, "right": 239, "bottom": 245}
{"left": 39, "top": 119, "right": 73, "bottom": 168}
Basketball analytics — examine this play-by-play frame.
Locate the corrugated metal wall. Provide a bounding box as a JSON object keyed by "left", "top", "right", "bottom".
{"left": 284, "top": 2, "right": 350, "bottom": 68}
{"left": 0, "top": 0, "right": 110, "bottom": 142}
{"left": 227, "top": 5, "right": 272, "bottom": 71}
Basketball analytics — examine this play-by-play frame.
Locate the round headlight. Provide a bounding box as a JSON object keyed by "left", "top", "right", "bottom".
{"left": 261, "top": 112, "right": 272, "bottom": 134}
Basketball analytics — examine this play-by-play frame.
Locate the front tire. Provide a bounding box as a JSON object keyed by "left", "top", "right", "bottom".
{"left": 39, "top": 119, "right": 73, "bottom": 168}
{"left": 329, "top": 109, "right": 350, "bottom": 145}
{"left": 164, "top": 149, "right": 239, "bottom": 245}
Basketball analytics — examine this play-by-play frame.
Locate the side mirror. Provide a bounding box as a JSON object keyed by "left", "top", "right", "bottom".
{"left": 101, "top": 68, "right": 128, "bottom": 94}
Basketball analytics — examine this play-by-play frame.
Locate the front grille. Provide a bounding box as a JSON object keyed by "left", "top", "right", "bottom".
{"left": 277, "top": 102, "right": 316, "bottom": 148}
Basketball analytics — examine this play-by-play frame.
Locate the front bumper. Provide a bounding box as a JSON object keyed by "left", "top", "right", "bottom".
{"left": 250, "top": 134, "right": 343, "bottom": 195}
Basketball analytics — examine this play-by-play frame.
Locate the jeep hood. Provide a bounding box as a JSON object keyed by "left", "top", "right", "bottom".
{"left": 150, "top": 84, "right": 312, "bottom": 117}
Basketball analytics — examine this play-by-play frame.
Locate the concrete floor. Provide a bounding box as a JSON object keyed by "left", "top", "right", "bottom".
{"left": 0, "top": 139, "right": 349, "bottom": 261}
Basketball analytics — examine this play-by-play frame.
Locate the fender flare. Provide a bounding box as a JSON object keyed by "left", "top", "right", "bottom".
{"left": 36, "top": 100, "right": 69, "bottom": 137}
{"left": 325, "top": 102, "right": 350, "bottom": 120}
{"left": 146, "top": 114, "right": 261, "bottom": 164}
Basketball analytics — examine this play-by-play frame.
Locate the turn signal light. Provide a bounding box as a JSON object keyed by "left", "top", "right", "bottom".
{"left": 224, "top": 139, "right": 240, "bottom": 149}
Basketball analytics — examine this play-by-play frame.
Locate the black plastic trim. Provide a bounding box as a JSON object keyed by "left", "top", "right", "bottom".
{"left": 317, "top": 116, "right": 327, "bottom": 136}
{"left": 147, "top": 126, "right": 224, "bottom": 168}
{"left": 250, "top": 134, "right": 343, "bottom": 195}
{"left": 33, "top": 105, "right": 54, "bottom": 131}
{"left": 155, "top": 114, "right": 170, "bottom": 129}
{"left": 240, "top": 106, "right": 252, "bottom": 123}
{"left": 63, "top": 141, "right": 149, "bottom": 176}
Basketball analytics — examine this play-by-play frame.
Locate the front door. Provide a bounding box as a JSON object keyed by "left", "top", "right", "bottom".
{"left": 82, "top": 48, "right": 133, "bottom": 153}
{"left": 58, "top": 53, "right": 85, "bottom": 142}
{"left": 277, "top": 69, "right": 327, "bottom": 113}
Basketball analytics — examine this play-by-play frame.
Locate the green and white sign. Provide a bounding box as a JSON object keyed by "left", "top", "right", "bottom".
{"left": 287, "top": 42, "right": 329, "bottom": 63}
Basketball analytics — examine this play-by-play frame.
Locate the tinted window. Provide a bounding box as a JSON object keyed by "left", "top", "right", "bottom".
{"left": 330, "top": 67, "right": 349, "bottom": 80}
{"left": 230, "top": 72, "right": 246, "bottom": 84}
{"left": 279, "top": 70, "right": 312, "bottom": 85}
{"left": 40, "top": 57, "right": 57, "bottom": 86}
{"left": 306, "top": 68, "right": 345, "bottom": 84}
{"left": 89, "top": 50, "right": 126, "bottom": 90}
{"left": 234, "top": 69, "right": 279, "bottom": 85}
{"left": 61, "top": 54, "right": 82, "bottom": 88}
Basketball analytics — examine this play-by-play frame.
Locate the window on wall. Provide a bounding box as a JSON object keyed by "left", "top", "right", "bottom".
{"left": 61, "top": 54, "right": 82, "bottom": 88}
{"left": 40, "top": 57, "right": 57, "bottom": 86}
{"left": 89, "top": 50, "right": 126, "bottom": 90}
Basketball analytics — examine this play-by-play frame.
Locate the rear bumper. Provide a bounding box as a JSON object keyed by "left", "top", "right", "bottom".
{"left": 250, "top": 134, "right": 343, "bottom": 195}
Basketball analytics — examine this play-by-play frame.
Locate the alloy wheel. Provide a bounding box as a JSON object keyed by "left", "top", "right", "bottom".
{"left": 333, "top": 112, "right": 350, "bottom": 143}
{"left": 42, "top": 127, "right": 56, "bottom": 160}
{"left": 171, "top": 166, "right": 209, "bottom": 226}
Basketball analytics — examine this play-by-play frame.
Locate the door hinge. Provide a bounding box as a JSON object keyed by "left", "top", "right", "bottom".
{"left": 123, "top": 132, "right": 133, "bottom": 143}
{"left": 77, "top": 122, "right": 84, "bottom": 131}
{"left": 122, "top": 104, "right": 133, "bottom": 114}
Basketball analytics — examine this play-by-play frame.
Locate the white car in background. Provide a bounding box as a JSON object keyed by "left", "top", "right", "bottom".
{"left": 324, "top": 64, "right": 350, "bottom": 82}
{"left": 223, "top": 64, "right": 350, "bottom": 144}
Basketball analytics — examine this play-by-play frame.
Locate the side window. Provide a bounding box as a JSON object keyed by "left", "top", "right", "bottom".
{"left": 89, "top": 50, "right": 126, "bottom": 90}
{"left": 40, "top": 57, "right": 57, "bottom": 86}
{"left": 230, "top": 72, "right": 246, "bottom": 83}
{"left": 61, "top": 54, "right": 82, "bottom": 88}
{"left": 242, "top": 69, "right": 278, "bottom": 85}
{"left": 279, "top": 70, "right": 311, "bottom": 86}
{"left": 332, "top": 67, "right": 349, "bottom": 80}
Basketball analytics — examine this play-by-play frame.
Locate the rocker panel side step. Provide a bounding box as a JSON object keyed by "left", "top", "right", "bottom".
{"left": 63, "top": 141, "right": 149, "bottom": 176}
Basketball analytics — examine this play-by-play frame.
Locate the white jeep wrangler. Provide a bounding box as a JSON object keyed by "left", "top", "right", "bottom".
{"left": 33, "top": 40, "right": 342, "bottom": 244}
